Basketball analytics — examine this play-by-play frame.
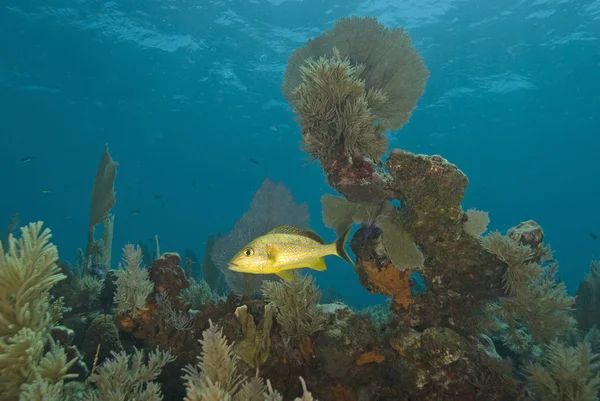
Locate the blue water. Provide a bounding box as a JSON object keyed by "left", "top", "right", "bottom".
{"left": 1, "top": 0, "right": 599, "bottom": 307}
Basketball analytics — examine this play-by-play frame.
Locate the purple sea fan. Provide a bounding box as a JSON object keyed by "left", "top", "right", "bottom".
{"left": 211, "top": 178, "right": 309, "bottom": 296}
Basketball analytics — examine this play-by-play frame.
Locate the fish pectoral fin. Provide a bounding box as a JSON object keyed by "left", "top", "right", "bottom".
{"left": 309, "top": 258, "right": 327, "bottom": 271}
{"left": 267, "top": 245, "right": 279, "bottom": 262}
{"left": 276, "top": 271, "right": 295, "bottom": 281}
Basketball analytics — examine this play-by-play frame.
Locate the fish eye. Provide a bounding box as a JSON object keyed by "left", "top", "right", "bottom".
{"left": 243, "top": 248, "right": 254, "bottom": 257}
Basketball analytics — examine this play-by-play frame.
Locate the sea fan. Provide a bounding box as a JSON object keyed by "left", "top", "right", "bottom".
{"left": 211, "top": 179, "right": 309, "bottom": 296}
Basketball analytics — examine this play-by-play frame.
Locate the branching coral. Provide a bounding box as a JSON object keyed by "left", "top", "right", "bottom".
{"left": 524, "top": 340, "right": 600, "bottom": 401}
{"left": 291, "top": 48, "right": 389, "bottom": 165}
{"left": 113, "top": 244, "right": 153, "bottom": 318}
{"left": 183, "top": 321, "right": 315, "bottom": 401}
{"left": 156, "top": 293, "right": 194, "bottom": 332}
{"left": 481, "top": 230, "right": 575, "bottom": 346}
{"left": 0, "top": 222, "right": 78, "bottom": 399}
{"left": 85, "top": 347, "right": 175, "bottom": 401}
{"left": 0, "top": 222, "right": 65, "bottom": 336}
{"left": 261, "top": 273, "right": 325, "bottom": 340}
{"left": 183, "top": 321, "right": 244, "bottom": 398}
{"left": 181, "top": 278, "right": 224, "bottom": 310}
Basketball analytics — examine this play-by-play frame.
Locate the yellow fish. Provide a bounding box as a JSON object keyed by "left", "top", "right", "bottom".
{"left": 228, "top": 225, "right": 354, "bottom": 281}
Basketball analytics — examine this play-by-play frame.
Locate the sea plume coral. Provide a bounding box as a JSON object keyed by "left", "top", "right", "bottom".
{"left": 291, "top": 49, "right": 388, "bottom": 164}
{"left": 0, "top": 222, "right": 78, "bottom": 398}
{"left": 481, "top": 230, "right": 575, "bottom": 346}
{"left": 262, "top": 273, "right": 325, "bottom": 340}
{"left": 183, "top": 321, "right": 315, "bottom": 401}
{"left": 524, "top": 341, "right": 600, "bottom": 401}
{"left": 182, "top": 321, "right": 245, "bottom": 398}
{"left": 0, "top": 222, "right": 65, "bottom": 336}
{"left": 211, "top": 179, "right": 309, "bottom": 296}
{"left": 85, "top": 347, "right": 175, "bottom": 400}
{"left": 113, "top": 244, "right": 153, "bottom": 318}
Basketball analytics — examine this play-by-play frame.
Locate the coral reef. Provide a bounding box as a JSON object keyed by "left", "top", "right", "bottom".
{"left": 6, "top": 14, "right": 592, "bottom": 401}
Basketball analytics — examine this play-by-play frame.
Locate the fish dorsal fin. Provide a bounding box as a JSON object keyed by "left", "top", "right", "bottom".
{"left": 276, "top": 271, "right": 295, "bottom": 281}
{"left": 268, "top": 226, "right": 326, "bottom": 244}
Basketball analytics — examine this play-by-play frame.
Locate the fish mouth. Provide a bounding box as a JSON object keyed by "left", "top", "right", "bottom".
{"left": 228, "top": 263, "right": 243, "bottom": 272}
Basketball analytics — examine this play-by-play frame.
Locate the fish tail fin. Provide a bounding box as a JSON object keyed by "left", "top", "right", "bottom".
{"left": 334, "top": 226, "right": 354, "bottom": 266}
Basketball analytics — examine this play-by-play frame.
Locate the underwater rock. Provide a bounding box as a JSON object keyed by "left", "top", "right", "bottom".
{"left": 387, "top": 325, "right": 519, "bottom": 400}
{"left": 386, "top": 150, "right": 468, "bottom": 222}
{"left": 351, "top": 222, "right": 505, "bottom": 330}
{"left": 82, "top": 314, "right": 123, "bottom": 369}
{"left": 339, "top": 148, "right": 531, "bottom": 332}
{"left": 329, "top": 148, "right": 506, "bottom": 330}
{"left": 507, "top": 220, "right": 550, "bottom": 261}
{"left": 149, "top": 252, "right": 190, "bottom": 308}
{"left": 324, "top": 151, "right": 395, "bottom": 204}
{"left": 420, "top": 327, "right": 464, "bottom": 366}
{"left": 351, "top": 233, "right": 413, "bottom": 311}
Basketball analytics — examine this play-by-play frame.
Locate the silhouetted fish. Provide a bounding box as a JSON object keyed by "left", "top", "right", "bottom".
{"left": 40, "top": 189, "right": 51, "bottom": 194}
{"left": 590, "top": 232, "right": 598, "bottom": 240}
{"left": 21, "top": 156, "right": 35, "bottom": 163}
{"left": 154, "top": 194, "right": 162, "bottom": 200}
{"left": 249, "top": 158, "right": 260, "bottom": 165}
{"left": 131, "top": 210, "right": 141, "bottom": 216}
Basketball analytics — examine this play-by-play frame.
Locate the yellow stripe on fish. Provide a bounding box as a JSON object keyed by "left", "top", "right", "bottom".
{"left": 228, "top": 225, "right": 353, "bottom": 280}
